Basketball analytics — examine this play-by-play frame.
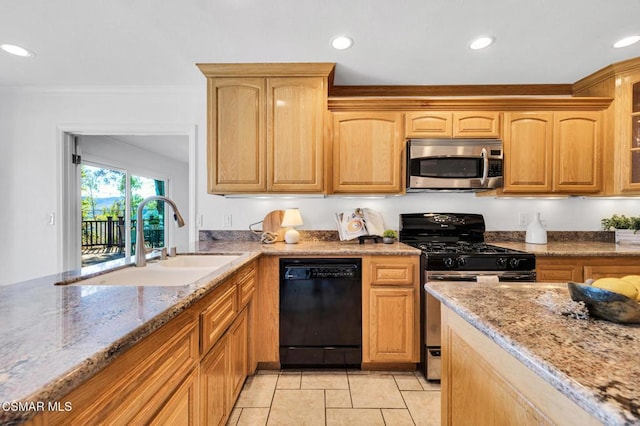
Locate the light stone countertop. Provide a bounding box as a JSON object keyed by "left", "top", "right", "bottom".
{"left": 196, "top": 238, "right": 422, "bottom": 256}
{"left": 491, "top": 241, "right": 640, "bottom": 257}
{"left": 425, "top": 281, "right": 640, "bottom": 425}
{"left": 0, "top": 241, "right": 420, "bottom": 424}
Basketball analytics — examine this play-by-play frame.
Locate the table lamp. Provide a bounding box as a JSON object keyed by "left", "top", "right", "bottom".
{"left": 281, "top": 208, "right": 303, "bottom": 244}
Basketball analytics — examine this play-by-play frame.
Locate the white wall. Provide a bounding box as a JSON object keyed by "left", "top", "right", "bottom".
{"left": 0, "top": 86, "right": 638, "bottom": 285}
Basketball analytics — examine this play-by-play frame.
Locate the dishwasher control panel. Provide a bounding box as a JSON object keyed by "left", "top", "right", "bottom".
{"left": 284, "top": 264, "right": 359, "bottom": 280}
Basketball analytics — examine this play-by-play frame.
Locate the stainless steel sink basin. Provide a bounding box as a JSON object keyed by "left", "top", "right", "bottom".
{"left": 70, "top": 255, "right": 242, "bottom": 286}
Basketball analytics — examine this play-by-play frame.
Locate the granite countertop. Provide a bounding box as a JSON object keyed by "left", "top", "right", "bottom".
{"left": 492, "top": 241, "right": 640, "bottom": 257}
{"left": 0, "top": 252, "right": 260, "bottom": 425}
{"left": 196, "top": 239, "right": 421, "bottom": 256}
{"left": 425, "top": 281, "right": 640, "bottom": 425}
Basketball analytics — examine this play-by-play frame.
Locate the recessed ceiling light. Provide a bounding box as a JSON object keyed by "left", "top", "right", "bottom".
{"left": 0, "top": 43, "right": 35, "bottom": 57}
{"left": 331, "top": 36, "right": 353, "bottom": 50}
{"left": 469, "top": 36, "right": 494, "bottom": 50}
{"left": 613, "top": 35, "right": 640, "bottom": 48}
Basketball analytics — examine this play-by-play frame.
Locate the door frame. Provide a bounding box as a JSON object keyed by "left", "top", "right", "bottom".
{"left": 57, "top": 124, "right": 197, "bottom": 272}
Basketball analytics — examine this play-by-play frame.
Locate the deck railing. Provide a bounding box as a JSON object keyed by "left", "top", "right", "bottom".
{"left": 81, "top": 217, "right": 164, "bottom": 249}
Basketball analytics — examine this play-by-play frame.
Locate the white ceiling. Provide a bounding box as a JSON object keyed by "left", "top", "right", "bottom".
{"left": 1, "top": 0, "right": 640, "bottom": 88}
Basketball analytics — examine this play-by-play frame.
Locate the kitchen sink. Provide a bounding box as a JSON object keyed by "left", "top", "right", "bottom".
{"left": 65, "top": 255, "right": 242, "bottom": 286}
{"left": 157, "top": 254, "right": 241, "bottom": 268}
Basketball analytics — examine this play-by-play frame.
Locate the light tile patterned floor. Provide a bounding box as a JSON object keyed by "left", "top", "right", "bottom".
{"left": 228, "top": 370, "right": 441, "bottom": 426}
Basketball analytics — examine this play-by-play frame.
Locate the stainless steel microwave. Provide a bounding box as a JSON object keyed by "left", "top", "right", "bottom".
{"left": 406, "top": 139, "right": 503, "bottom": 191}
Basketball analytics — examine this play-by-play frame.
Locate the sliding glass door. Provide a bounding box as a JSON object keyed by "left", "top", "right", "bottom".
{"left": 80, "top": 162, "right": 166, "bottom": 267}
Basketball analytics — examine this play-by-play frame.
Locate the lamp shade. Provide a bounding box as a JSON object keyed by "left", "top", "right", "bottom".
{"left": 281, "top": 208, "right": 303, "bottom": 228}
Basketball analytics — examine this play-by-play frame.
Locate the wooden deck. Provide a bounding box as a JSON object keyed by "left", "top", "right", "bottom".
{"left": 82, "top": 247, "right": 125, "bottom": 266}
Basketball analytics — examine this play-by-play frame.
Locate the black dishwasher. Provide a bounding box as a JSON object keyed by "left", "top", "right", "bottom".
{"left": 279, "top": 258, "right": 362, "bottom": 368}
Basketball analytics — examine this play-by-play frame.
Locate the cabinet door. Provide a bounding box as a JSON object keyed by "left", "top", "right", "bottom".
{"left": 453, "top": 112, "right": 501, "bottom": 138}
{"left": 332, "top": 112, "right": 404, "bottom": 193}
{"left": 200, "top": 337, "right": 228, "bottom": 426}
{"left": 268, "top": 77, "right": 325, "bottom": 192}
{"left": 502, "top": 113, "right": 553, "bottom": 193}
{"left": 621, "top": 73, "right": 640, "bottom": 192}
{"left": 367, "top": 287, "right": 416, "bottom": 362}
{"left": 149, "top": 369, "right": 199, "bottom": 426}
{"left": 209, "top": 78, "right": 266, "bottom": 193}
{"left": 537, "top": 263, "right": 582, "bottom": 282}
{"left": 228, "top": 308, "right": 249, "bottom": 403}
{"left": 553, "top": 111, "right": 602, "bottom": 193}
{"left": 405, "top": 112, "right": 452, "bottom": 137}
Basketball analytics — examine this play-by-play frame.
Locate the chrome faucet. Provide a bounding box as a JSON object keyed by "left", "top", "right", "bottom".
{"left": 135, "top": 196, "right": 185, "bottom": 267}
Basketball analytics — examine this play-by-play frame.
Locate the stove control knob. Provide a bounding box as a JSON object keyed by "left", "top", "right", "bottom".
{"left": 509, "top": 258, "right": 521, "bottom": 268}
{"left": 497, "top": 257, "right": 508, "bottom": 268}
{"left": 456, "top": 257, "right": 467, "bottom": 267}
{"left": 444, "top": 257, "right": 454, "bottom": 268}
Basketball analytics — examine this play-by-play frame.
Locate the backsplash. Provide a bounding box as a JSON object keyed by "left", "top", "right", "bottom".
{"left": 201, "top": 230, "right": 615, "bottom": 243}
{"left": 200, "top": 230, "right": 341, "bottom": 242}
{"left": 484, "top": 231, "right": 615, "bottom": 243}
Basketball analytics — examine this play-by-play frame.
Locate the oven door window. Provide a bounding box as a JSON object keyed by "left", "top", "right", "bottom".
{"left": 411, "top": 157, "right": 482, "bottom": 179}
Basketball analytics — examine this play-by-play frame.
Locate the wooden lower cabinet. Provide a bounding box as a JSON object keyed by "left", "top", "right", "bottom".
{"left": 537, "top": 256, "right": 640, "bottom": 282}
{"left": 441, "top": 305, "right": 600, "bottom": 425}
{"left": 27, "top": 261, "right": 257, "bottom": 426}
{"left": 200, "top": 307, "right": 250, "bottom": 426}
{"left": 362, "top": 256, "right": 420, "bottom": 365}
{"left": 44, "top": 310, "right": 200, "bottom": 425}
{"left": 150, "top": 368, "right": 200, "bottom": 426}
{"left": 200, "top": 335, "right": 229, "bottom": 426}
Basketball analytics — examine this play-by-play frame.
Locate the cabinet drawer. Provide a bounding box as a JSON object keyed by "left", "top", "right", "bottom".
{"left": 201, "top": 282, "right": 238, "bottom": 354}
{"left": 537, "top": 265, "right": 582, "bottom": 282}
{"left": 238, "top": 266, "right": 256, "bottom": 308}
{"left": 369, "top": 259, "right": 416, "bottom": 286}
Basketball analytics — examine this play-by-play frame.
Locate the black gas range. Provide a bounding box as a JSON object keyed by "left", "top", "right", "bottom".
{"left": 400, "top": 212, "right": 536, "bottom": 381}
{"left": 399, "top": 213, "right": 536, "bottom": 281}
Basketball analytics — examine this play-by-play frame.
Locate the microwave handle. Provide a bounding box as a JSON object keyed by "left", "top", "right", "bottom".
{"left": 480, "top": 147, "right": 488, "bottom": 186}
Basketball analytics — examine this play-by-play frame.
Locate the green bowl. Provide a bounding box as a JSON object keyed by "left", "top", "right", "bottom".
{"left": 567, "top": 282, "right": 640, "bottom": 324}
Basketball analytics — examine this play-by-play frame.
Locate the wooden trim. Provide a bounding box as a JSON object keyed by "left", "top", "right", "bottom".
{"left": 361, "top": 362, "right": 417, "bottom": 371}
{"left": 330, "top": 84, "right": 573, "bottom": 97}
{"left": 328, "top": 97, "right": 612, "bottom": 112}
{"left": 573, "top": 56, "right": 640, "bottom": 94}
{"left": 197, "top": 62, "right": 335, "bottom": 78}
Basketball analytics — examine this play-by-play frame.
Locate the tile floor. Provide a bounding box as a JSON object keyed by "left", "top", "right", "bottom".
{"left": 228, "top": 369, "right": 441, "bottom": 426}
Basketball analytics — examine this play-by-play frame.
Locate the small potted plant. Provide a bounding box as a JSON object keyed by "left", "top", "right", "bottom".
{"left": 601, "top": 214, "right": 640, "bottom": 245}
{"left": 382, "top": 229, "right": 399, "bottom": 244}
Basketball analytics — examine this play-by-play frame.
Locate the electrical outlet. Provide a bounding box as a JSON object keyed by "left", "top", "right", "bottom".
{"left": 224, "top": 214, "right": 232, "bottom": 228}
{"left": 518, "top": 212, "right": 529, "bottom": 227}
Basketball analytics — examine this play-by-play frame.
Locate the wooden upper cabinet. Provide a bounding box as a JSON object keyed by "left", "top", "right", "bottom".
{"left": 405, "top": 112, "right": 452, "bottom": 137}
{"left": 332, "top": 112, "right": 404, "bottom": 193}
{"left": 453, "top": 112, "right": 501, "bottom": 138}
{"left": 209, "top": 78, "right": 266, "bottom": 193}
{"left": 198, "top": 63, "right": 335, "bottom": 194}
{"left": 619, "top": 72, "right": 640, "bottom": 192}
{"left": 502, "top": 112, "right": 553, "bottom": 193}
{"left": 268, "top": 77, "right": 325, "bottom": 192}
{"left": 405, "top": 111, "right": 500, "bottom": 138}
{"left": 502, "top": 111, "right": 602, "bottom": 194}
{"left": 553, "top": 111, "right": 601, "bottom": 193}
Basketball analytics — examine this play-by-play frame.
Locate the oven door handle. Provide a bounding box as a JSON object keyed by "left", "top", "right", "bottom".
{"left": 480, "top": 147, "right": 489, "bottom": 186}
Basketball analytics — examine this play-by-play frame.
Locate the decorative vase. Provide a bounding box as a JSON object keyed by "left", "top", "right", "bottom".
{"left": 383, "top": 237, "right": 396, "bottom": 244}
{"left": 525, "top": 212, "right": 547, "bottom": 244}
